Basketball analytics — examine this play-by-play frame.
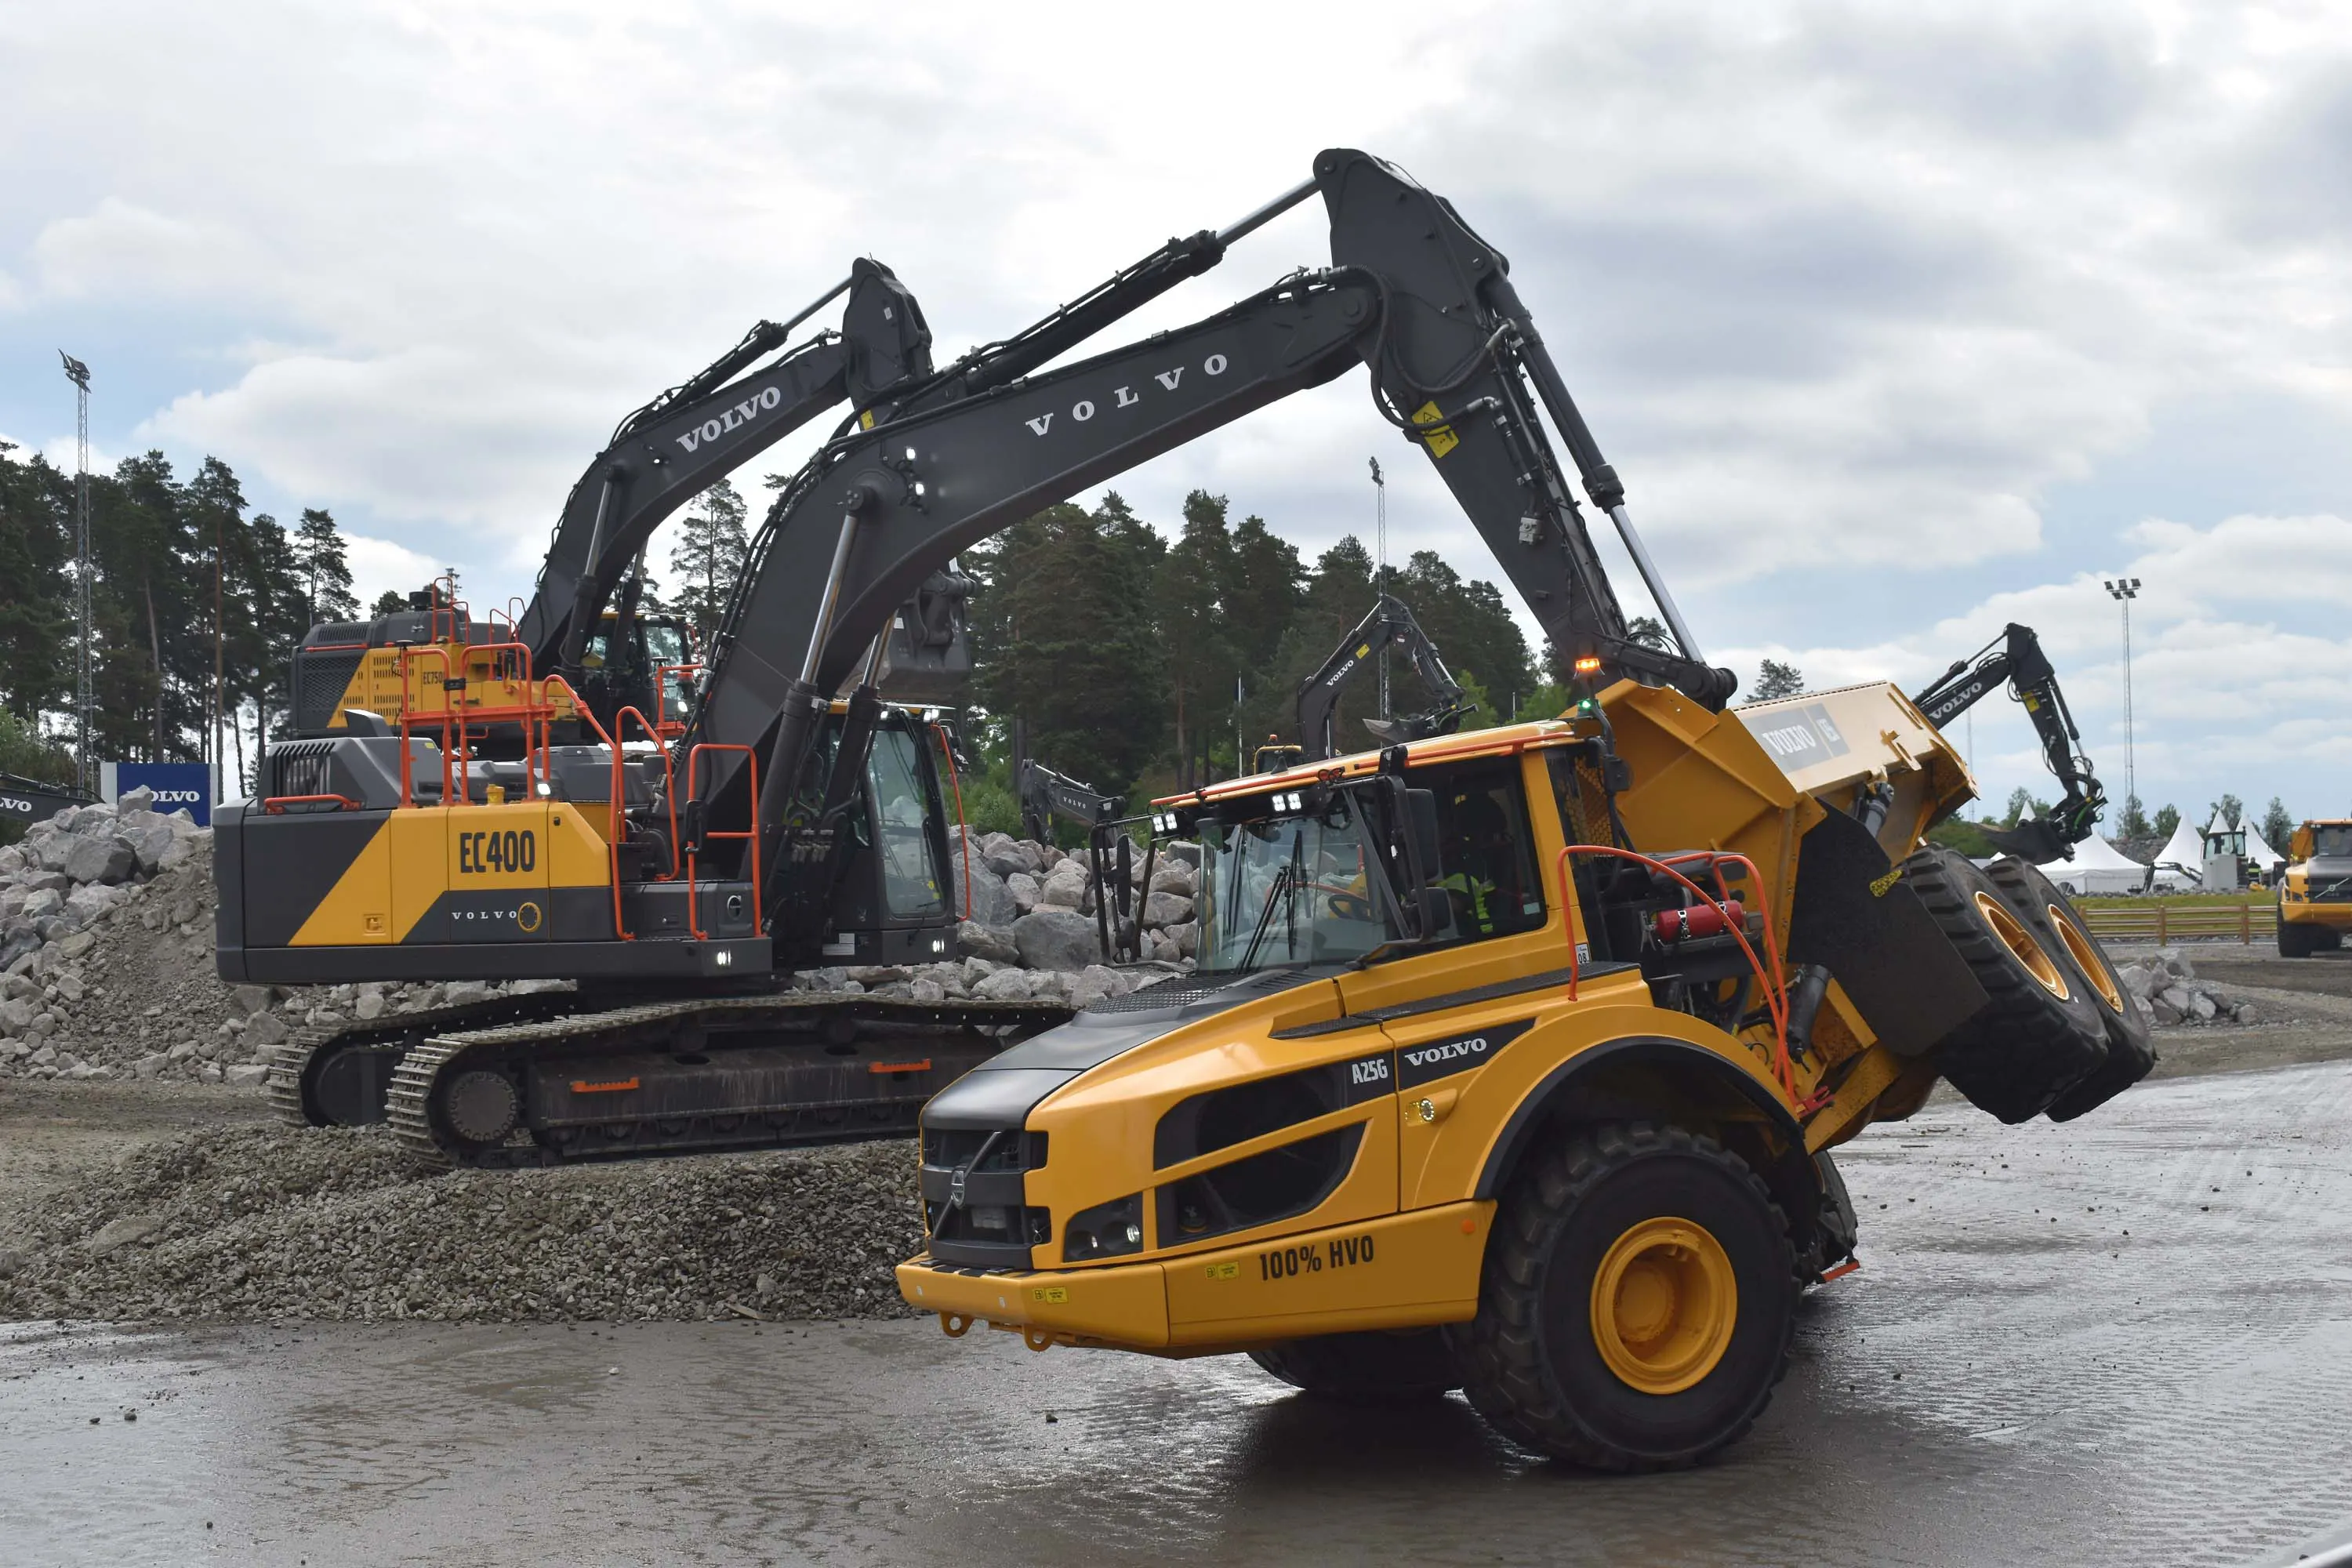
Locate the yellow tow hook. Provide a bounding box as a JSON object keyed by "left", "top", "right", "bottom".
{"left": 938, "top": 1312, "right": 972, "bottom": 1338}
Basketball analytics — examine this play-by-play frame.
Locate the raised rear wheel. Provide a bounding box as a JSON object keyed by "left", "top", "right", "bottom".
{"left": 1987, "top": 858, "right": 2157, "bottom": 1120}
{"left": 1902, "top": 845, "right": 2109, "bottom": 1123}
{"left": 1451, "top": 1122, "right": 1796, "bottom": 1472}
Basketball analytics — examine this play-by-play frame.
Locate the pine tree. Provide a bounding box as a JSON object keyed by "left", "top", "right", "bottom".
{"left": 294, "top": 507, "right": 358, "bottom": 626}
{"left": 2262, "top": 797, "right": 2294, "bottom": 851}
{"left": 2154, "top": 804, "right": 2180, "bottom": 837}
{"left": 1156, "top": 490, "right": 1236, "bottom": 785}
{"left": 1753, "top": 659, "right": 1806, "bottom": 700}
{"left": 667, "top": 478, "right": 750, "bottom": 646}
{"left": 0, "top": 443, "right": 72, "bottom": 721}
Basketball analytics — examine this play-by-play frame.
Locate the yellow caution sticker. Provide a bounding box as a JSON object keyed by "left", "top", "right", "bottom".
{"left": 859, "top": 409, "right": 876, "bottom": 430}
{"left": 1868, "top": 867, "right": 1903, "bottom": 897}
{"left": 1356, "top": 643, "right": 1373, "bottom": 659}
{"left": 1204, "top": 1261, "right": 1240, "bottom": 1281}
{"left": 1413, "top": 401, "right": 1458, "bottom": 459}
{"left": 1029, "top": 1285, "right": 1069, "bottom": 1304}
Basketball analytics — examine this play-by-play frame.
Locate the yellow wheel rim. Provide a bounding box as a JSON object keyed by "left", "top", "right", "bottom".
{"left": 2048, "top": 907, "right": 2122, "bottom": 1011}
{"left": 1974, "top": 891, "right": 2069, "bottom": 999}
{"left": 1589, "top": 1217, "right": 1737, "bottom": 1396}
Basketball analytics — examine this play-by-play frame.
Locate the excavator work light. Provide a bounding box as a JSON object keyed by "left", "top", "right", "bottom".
{"left": 1573, "top": 655, "right": 1603, "bottom": 676}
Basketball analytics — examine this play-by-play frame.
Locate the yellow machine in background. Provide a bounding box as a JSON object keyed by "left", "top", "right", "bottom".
{"left": 899, "top": 677, "right": 2154, "bottom": 1471}
{"left": 2277, "top": 819, "right": 2352, "bottom": 956}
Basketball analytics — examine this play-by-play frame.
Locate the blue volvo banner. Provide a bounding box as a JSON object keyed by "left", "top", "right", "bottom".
{"left": 102, "top": 762, "right": 220, "bottom": 827}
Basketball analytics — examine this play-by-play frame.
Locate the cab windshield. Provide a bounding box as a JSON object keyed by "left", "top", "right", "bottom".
{"left": 2313, "top": 826, "right": 2352, "bottom": 858}
{"left": 1196, "top": 793, "right": 1400, "bottom": 974}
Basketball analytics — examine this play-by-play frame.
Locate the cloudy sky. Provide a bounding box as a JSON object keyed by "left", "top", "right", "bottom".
{"left": 4, "top": 0, "right": 2347, "bottom": 826}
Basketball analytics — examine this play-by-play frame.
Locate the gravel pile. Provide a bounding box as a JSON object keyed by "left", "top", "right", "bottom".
{"left": 2116, "top": 952, "right": 2258, "bottom": 1025}
{"left": 0, "top": 1123, "right": 923, "bottom": 1323}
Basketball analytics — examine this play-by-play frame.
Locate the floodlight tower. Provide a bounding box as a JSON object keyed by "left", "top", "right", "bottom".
{"left": 2104, "top": 576, "right": 2143, "bottom": 821}
{"left": 59, "top": 352, "right": 93, "bottom": 795}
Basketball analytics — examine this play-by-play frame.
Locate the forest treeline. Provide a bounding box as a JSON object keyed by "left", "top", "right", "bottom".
{"left": 961, "top": 487, "right": 1555, "bottom": 804}
{"left": 0, "top": 444, "right": 358, "bottom": 788}
{"left": 2, "top": 443, "right": 1554, "bottom": 811}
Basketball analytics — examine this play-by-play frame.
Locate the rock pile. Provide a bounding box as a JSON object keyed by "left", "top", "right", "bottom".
{"left": 2114, "top": 952, "right": 2256, "bottom": 1025}
{"left": 0, "top": 1123, "right": 921, "bottom": 1323}
{"left": 947, "top": 827, "right": 1202, "bottom": 970}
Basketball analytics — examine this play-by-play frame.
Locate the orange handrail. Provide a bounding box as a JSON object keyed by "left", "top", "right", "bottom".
{"left": 684, "top": 743, "right": 762, "bottom": 940}
{"left": 606, "top": 706, "right": 683, "bottom": 941}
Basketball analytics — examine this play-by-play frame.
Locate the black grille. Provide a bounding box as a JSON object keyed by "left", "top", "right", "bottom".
{"left": 920, "top": 1126, "right": 1051, "bottom": 1269}
{"left": 1156, "top": 1123, "right": 1365, "bottom": 1247}
{"left": 267, "top": 741, "right": 337, "bottom": 802}
{"left": 292, "top": 648, "right": 368, "bottom": 733}
{"left": 1084, "top": 968, "right": 1309, "bottom": 1014}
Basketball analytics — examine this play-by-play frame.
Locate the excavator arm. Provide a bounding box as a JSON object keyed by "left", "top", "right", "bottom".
{"left": 514, "top": 258, "right": 935, "bottom": 681}
{"left": 673, "top": 151, "right": 1740, "bottom": 927}
{"left": 1016, "top": 760, "right": 1123, "bottom": 844}
{"left": 1911, "top": 622, "right": 2107, "bottom": 862}
{"left": 1298, "top": 593, "right": 1475, "bottom": 760}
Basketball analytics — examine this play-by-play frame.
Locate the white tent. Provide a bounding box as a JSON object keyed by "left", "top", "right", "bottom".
{"left": 2240, "top": 817, "right": 2282, "bottom": 871}
{"left": 2038, "top": 834, "right": 2151, "bottom": 896}
{"left": 2151, "top": 818, "right": 2205, "bottom": 890}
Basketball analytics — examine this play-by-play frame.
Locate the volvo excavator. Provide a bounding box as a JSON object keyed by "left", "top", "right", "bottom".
{"left": 221, "top": 179, "right": 1410, "bottom": 1166}
{"left": 877, "top": 149, "right": 2156, "bottom": 1473}
{"left": 1298, "top": 592, "right": 1474, "bottom": 760}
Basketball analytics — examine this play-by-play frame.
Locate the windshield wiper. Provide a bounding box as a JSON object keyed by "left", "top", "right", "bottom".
{"left": 1236, "top": 862, "right": 1299, "bottom": 972}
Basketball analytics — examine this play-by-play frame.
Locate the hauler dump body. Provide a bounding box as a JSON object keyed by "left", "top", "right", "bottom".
{"left": 892, "top": 150, "right": 2157, "bottom": 1472}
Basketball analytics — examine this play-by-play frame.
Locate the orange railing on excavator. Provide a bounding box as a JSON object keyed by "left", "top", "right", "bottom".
{"left": 394, "top": 639, "right": 546, "bottom": 808}
{"left": 684, "top": 743, "right": 762, "bottom": 942}
{"left": 605, "top": 705, "right": 683, "bottom": 942}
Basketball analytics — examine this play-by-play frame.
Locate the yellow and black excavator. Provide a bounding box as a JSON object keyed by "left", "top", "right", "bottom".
{"left": 222, "top": 198, "right": 1354, "bottom": 1165}
{"left": 883, "top": 150, "right": 2156, "bottom": 1472}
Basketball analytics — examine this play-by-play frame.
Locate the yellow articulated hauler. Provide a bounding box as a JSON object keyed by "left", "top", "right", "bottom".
{"left": 2277, "top": 819, "right": 2352, "bottom": 957}
{"left": 901, "top": 678, "right": 2154, "bottom": 1470}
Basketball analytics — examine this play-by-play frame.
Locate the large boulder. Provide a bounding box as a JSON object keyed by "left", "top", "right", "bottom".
{"left": 1069, "top": 964, "right": 1143, "bottom": 1010}
{"left": 115, "top": 785, "right": 156, "bottom": 815}
{"left": 956, "top": 920, "right": 1020, "bottom": 965}
{"left": 58, "top": 833, "right": 136, "bottom": 887}
{"left": 1148, "top": 862, "right": 1196, "bottom": 897}
{"left": 971, "top": 966, "right": 1037, "bottom": 1001}
{"left": 1159, "top": 840, "right": 1203, "bottom": 867}
{"left": 114, "top": 815, "right": 177, "bottom": 874}
{"left": 950, "top": 854, "right": 1018, "bottom": 927}
{"left": 1007, "top": 871, "right": 1041, "bottom": 914}
{"left": 1142, "top": 891, "right": 1195, "bottom": 927}
{"left": 1038, "top": 860, "right": 1091, "bottom": 910}
{"left": 18, "top": 888, "right": 63, "bottom": 923}
{"left": 62, "top": 882, "right": 125, "bottom": 927}
{"left": 1012, "top": 909, "right": 1103, "bottom": 972}
{"left": 982, "top": 837, "right": 1043, "bottom": 878}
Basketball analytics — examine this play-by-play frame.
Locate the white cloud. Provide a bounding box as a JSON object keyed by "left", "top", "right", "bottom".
{"left": 31, "top": 198, "right": 273, "bottom": 303}
{"left": 1717, "top": 510, "right": 2352, "bottom": 817}
{"left": 343, "top": 532, "right": 443, "bottom": 614}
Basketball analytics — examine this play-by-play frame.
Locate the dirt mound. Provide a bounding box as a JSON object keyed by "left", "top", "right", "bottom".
{"left": 0, "top": 1122, "right": 923, "bottom": 1324}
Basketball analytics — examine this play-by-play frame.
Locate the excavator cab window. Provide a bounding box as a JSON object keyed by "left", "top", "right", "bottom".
{"left": 1409, "top": 760, "right": 1546, "bottom": 944}
{"left": 865, "top": 723, "right": 949, "bottom": 921}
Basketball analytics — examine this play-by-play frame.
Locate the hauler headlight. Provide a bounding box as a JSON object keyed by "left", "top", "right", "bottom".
{"left": 1062, "top": 1193, "right": 1144, "bottom": 1262}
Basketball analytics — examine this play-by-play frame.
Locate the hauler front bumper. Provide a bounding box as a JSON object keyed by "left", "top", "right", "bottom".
{"left": 895, "top": 1200, "right": 1493, "bottom": 1353}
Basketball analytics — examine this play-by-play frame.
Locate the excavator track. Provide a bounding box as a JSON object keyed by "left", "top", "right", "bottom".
{"left": 382, "top": 991, "right": 1073, "bottom": 1170}
{"left": 263, "top": 992, "right": 619, "bottom": 1131}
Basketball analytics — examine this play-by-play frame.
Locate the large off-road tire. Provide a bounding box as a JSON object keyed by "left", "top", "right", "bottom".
{"left": 1451, "top": 1123, "right": 1797, "bottom": 1472}
{"left": 2278, "top": 902, "right": 2321, "bottom": 958}
{"left": 1247, "top": 1328, "right": 1462, "bottom": 1403}
{"left": 1901, "top": 845, "right": 2109, "bottom": 1123}
{"left": 1987, "top": 858, "right": 2158, "bottom": 1121}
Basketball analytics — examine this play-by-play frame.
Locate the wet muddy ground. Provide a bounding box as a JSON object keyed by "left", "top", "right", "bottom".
{"left": 7, "top": 1056, "right": 2352, "bottom": 1567}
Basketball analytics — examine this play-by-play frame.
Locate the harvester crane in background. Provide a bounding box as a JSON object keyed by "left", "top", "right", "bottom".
{"left": 1296, "top": 593, "right": 1474, "bottom": 760}
{"left": 1910, "top": 622, "right": 2107, "bottom": 863}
